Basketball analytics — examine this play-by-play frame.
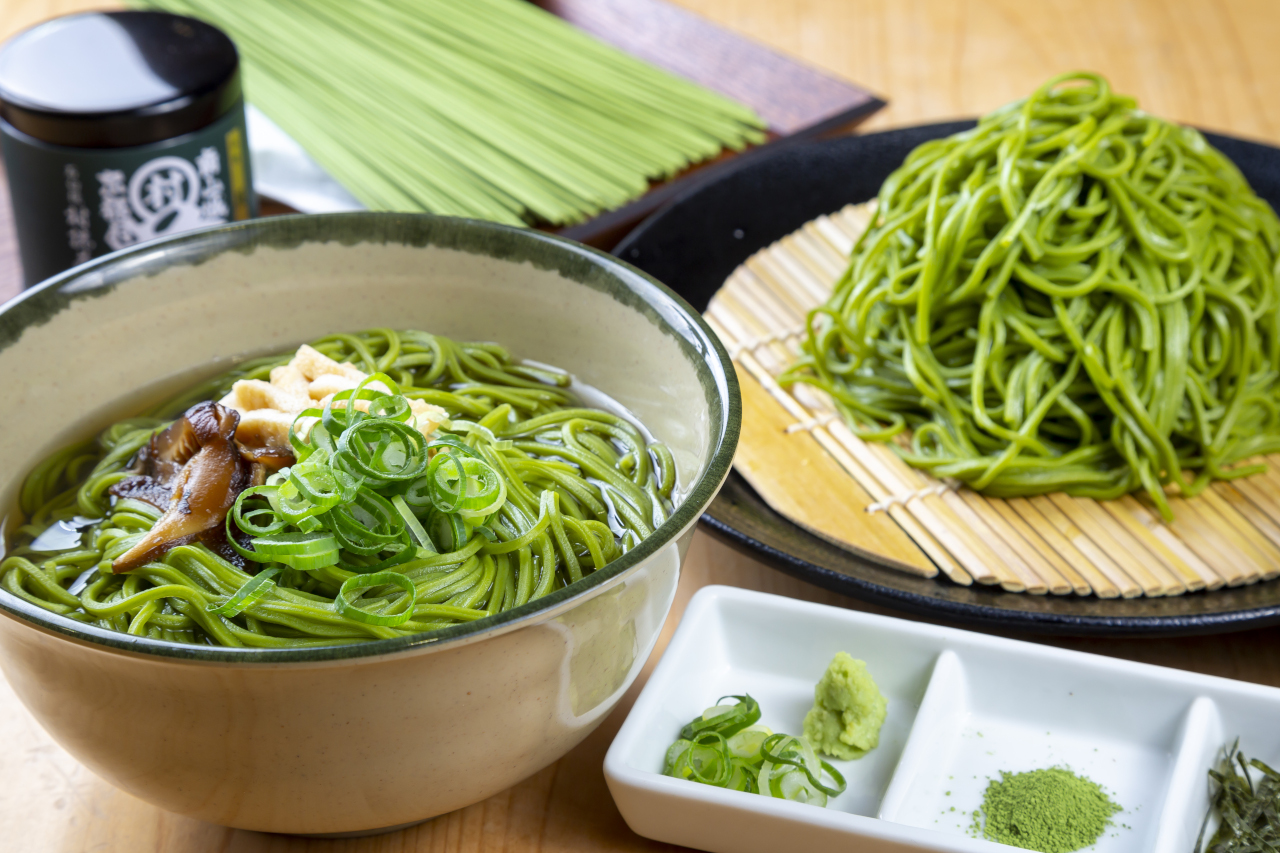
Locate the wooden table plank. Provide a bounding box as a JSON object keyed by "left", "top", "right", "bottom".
{"left": 673, "top": 0, "right": 1280, "bottom": 146}
{"left": 3, "top": 1, "right": 1280, "bottom": 851}
{"left": 534, "top": 0, "right": 882, "bottom": 136}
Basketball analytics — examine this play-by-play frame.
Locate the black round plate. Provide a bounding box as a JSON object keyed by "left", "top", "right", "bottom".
{"left": 614, "top": 121, "right": 1280, "bottom": 637}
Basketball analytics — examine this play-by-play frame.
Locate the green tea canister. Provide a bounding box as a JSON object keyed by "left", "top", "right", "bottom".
{"left": 0, "top": 11, "right": 256, "bottom": 287}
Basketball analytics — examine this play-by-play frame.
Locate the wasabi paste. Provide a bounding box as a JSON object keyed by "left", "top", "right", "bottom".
{"left": 802, "top": 652, "right": 887, "bottom": 760}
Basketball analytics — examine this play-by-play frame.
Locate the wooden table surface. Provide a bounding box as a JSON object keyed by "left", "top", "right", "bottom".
{"left": 3, "top": 0, "right": 1280, "bottom": 850}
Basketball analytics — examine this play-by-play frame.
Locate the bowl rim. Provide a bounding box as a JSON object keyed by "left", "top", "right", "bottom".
{"left": 0, "top": 211, "right": 742, "bottom": 664}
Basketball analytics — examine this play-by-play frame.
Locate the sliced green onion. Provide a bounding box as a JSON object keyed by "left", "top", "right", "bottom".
{"left": 681, "top": 694, "right": 761, "bottom": 740}
{"left": 336, "top": 542, "right": 417, "bottom": 574}
{"left": 321, "top": 372, "right": 404, "bottom": 437}
{"left": 451, "top": 420, "right": 502, "bottom": 444}
{"left": 424, "top": 450, "right": 507, "bottom": 520}
{"left": 426, "top": 508, "right": 468, "bottom": 552}
{"left": 337, "top": 418, "right": 427, "bottom": 481}
{"left": 663, "top": 696, "right": 843, "bottom": 807}
{"left": 326, "top": 490, "right": 408, "bottom": 556}
{"left": 760, "top": 733, "right": 847, "bottom": 799}
{"left": 391, "top": 494, "right": 435, "bottom": 553}
{"left": 230, "top": 485, "right": 287, "bottom": 536}
{"left": 426, "top": 450, "right": 467, "bottom": 513}
{"left": 289, "top": 451, "right": 361, "bottom": 506}
{"left": 427, "top": 435, "right": 483, "bottom": 460}
{"left": 289, "top": 409, "right": 329, "bottom": 459}
{"left": 726, "top": 725, "right": 773, "bottom": 761}
{"left": 399, "top": 475, "right": 436, "bottom": 508}
{"left": 207, "top": 567, "right": 280, "bottom": 617}
{"left": 666, "top": 735, "right": 734, "bottom": 787}
{"left": 456, "top": 457, "right": 506, "bottom": 521}
{"left": 335, "top": 570, "right": 417, "bottom": 626}
{"left": 249, "top": 532, "right": 341, "bottom": 571}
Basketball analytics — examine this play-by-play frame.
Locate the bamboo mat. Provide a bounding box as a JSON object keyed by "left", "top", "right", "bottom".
{"left": 707, "top": 203, "right": 1280, "bottom": 599}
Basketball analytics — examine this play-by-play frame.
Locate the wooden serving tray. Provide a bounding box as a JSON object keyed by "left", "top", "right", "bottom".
{"left": 709, "top": 203, "right": 1280, "bottom": 599}
{"left": 537, "top": 0, "right": 885, "bottom": 248}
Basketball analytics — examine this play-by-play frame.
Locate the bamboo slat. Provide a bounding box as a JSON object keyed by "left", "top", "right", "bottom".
{"left": 1049, "top": 494, "right": 1174, "bottom": 597}
{"left": 960, "top": 490, "right": 1071, "bottom": 595}
{"left": 728, "top": 351, "right": 937, "bottom": 577}
{"left": 1228, "top": 476, "right": 1280, "bottom": 533}
{"left": 705, "top": 313, "right": 969, "bottom": 584}
{"left": 709, "top": 202, "right": 1280, "bottom": 598}
{"left": 1116, "top": 495, "right": 1222, "bottom": 591}
{"left": 989, "top": 497, "right": 1090, "bottom": 595}
{"left": 1200, "top": 486, "right": 1280, "bottom": 582}
{"left": 1097, "top": 500, "right": 1195, "bottom": 595}
{"left": 953, "top": 490, "right": 1047, "bottom": 594}
{"left": 1030, "top": 495, "right": 1140, "bottom": 599}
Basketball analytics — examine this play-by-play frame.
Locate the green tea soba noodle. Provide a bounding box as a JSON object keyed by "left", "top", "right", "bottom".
{"left": 784, "top": 72, "right": 1280, "bottom": 521}
{"left": 1, "top": 329, "right": 675, "bottom": 648}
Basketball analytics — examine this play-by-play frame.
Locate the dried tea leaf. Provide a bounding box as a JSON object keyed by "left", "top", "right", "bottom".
{"left": 1198, "top": 740, "right": 1280, "bottom": 853}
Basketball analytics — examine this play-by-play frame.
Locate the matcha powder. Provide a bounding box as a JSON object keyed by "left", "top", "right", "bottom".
{"left": 970, "top": 767, "right": 1122, "bottom": 853}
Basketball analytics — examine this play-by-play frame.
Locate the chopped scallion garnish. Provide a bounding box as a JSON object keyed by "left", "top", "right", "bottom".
{"left": 663, "top": 695, "right": 846, "bottom": 807}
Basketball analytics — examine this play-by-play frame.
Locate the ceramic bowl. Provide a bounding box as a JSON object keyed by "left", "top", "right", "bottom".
{"left": 0, "top": 213, "right": 739, "bottom": 835}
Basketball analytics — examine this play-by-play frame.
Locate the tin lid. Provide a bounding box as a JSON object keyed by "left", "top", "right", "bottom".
{"left": 0, "top": 11, "right": 241, "bottom": 149}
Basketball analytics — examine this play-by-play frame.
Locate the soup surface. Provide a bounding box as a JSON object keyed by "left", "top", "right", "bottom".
{"left": 0, "top": 329, "right": 675, "bottom": 647}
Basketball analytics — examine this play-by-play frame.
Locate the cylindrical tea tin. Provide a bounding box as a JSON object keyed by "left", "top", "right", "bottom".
{"left": 0, "top": 11, "right": 256, "bottom": 287}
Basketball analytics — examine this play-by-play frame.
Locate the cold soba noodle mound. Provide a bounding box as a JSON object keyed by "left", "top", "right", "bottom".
{"left": 785, "top": 73, "right": 1280, "bottom": 521}
{"left": 1, "top": 330, "right": 675, "bottom": 647}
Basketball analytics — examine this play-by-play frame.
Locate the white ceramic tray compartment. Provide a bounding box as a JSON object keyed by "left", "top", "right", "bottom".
{"left": 604, "top": 586, "right": 1280, "bottom": 853}
{"left": 880, "top": 642, "right": 1189, "bottom": 850}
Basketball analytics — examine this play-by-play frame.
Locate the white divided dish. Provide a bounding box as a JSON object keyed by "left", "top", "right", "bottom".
{"left": 604, "top": 586, "right": 1280, "bottom": 853}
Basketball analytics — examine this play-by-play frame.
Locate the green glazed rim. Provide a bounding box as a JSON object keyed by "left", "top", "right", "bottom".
{"left": 0, "top": 212, "right": 742, "bottom": 664}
